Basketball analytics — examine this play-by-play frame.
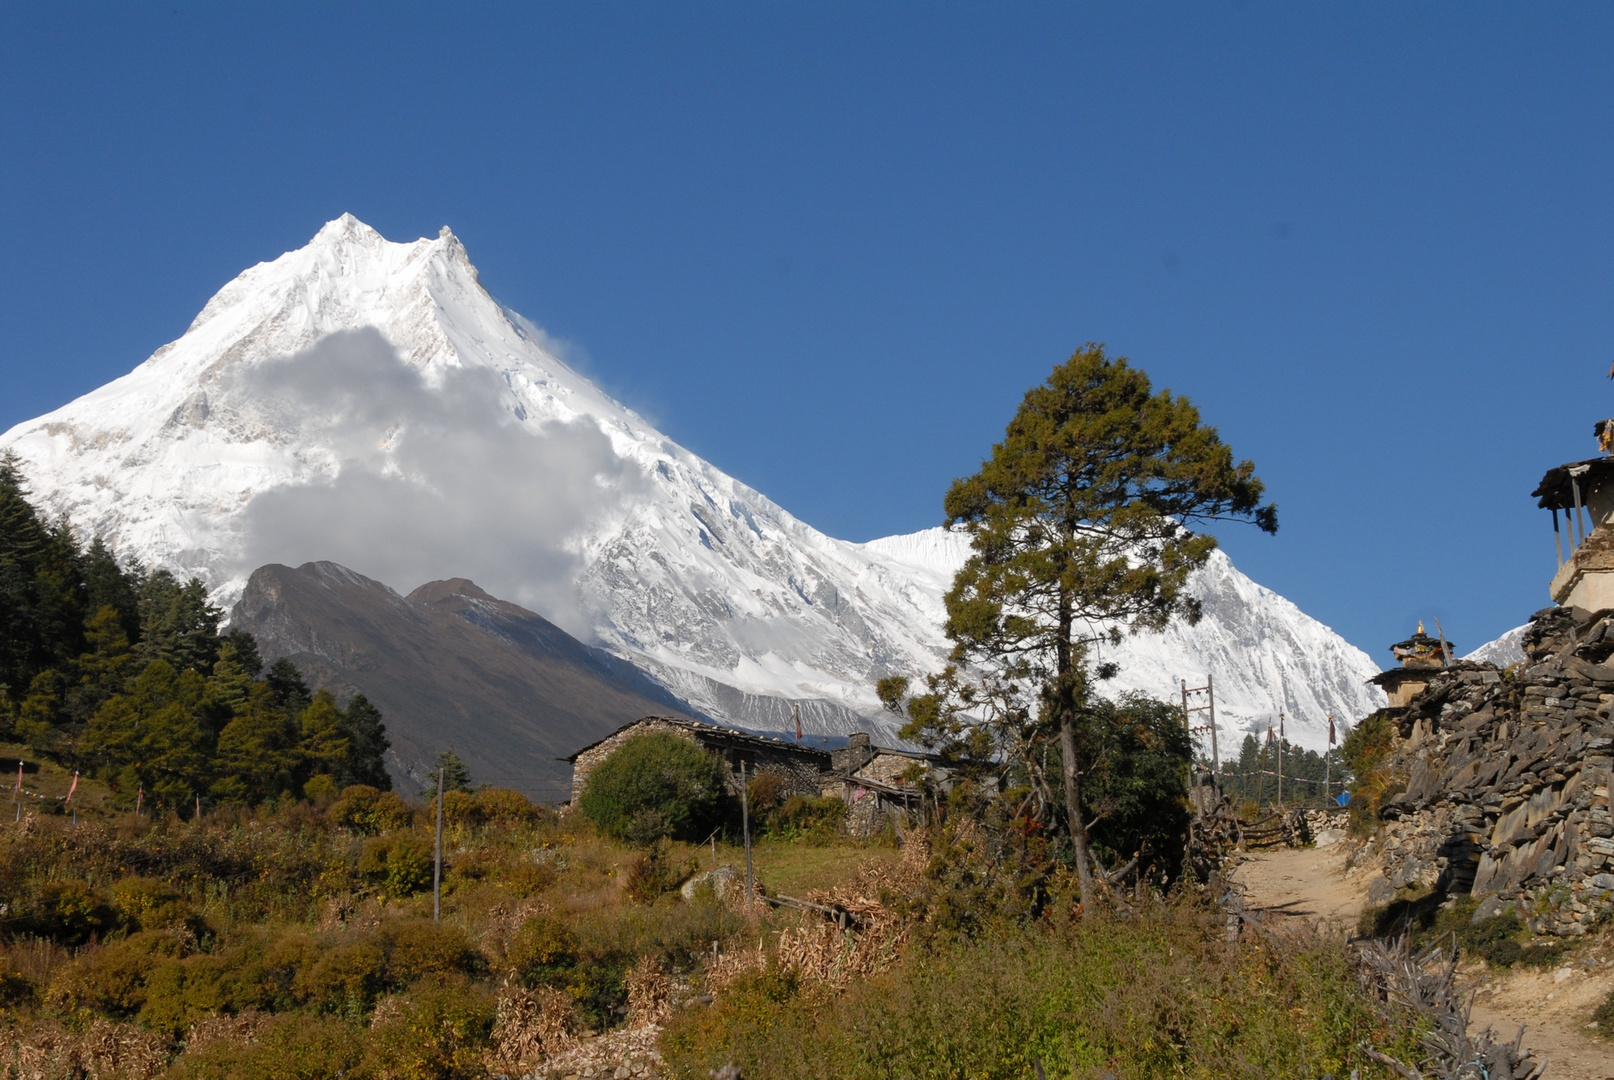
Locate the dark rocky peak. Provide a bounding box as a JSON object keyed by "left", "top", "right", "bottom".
{"left": 406, "top": 577, "right": 497, "bottom": 608}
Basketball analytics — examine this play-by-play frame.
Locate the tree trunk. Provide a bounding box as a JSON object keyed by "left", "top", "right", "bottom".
{"left": 1060, "top": 707, "right": 1095, "bottom": 912}
{"left": 1054, "top": 510, "right": 1094, "bottom": 915}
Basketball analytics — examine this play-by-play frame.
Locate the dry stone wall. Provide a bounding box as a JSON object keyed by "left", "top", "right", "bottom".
{"left": 1363, "top": 606, "right": 1614, "bottom": 935}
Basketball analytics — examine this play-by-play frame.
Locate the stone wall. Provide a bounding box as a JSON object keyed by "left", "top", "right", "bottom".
{"left": 1360, "top": 606, "right": 1614, "bottom": 934}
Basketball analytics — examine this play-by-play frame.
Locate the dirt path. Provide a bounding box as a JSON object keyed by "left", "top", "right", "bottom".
{"left": 1227, "top": 844, "right": 1373, "bottom": 933}
{"left": 1231, "top": 845, "right": 1614, "bottom": 1080}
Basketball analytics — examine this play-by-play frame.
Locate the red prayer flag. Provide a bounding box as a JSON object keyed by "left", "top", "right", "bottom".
{"left": 1328, "top": 716, "right": 1337, "bottom": 745}
{"left": 64, "top": 771, "right": 79, "bottom": 804}
{"left": 794, "top": 704, "right": 802, "bottom": 741}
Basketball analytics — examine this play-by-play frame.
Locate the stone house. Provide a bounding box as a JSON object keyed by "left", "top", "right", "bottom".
{"left": 823, "top": 733, "right": 946, "bottom": 837}
{"left": 561, "top": 715, "right": 831, "bottom": 805}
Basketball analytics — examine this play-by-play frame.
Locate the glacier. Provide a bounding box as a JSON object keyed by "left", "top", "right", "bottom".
{"left": 0, "top": 215, "right": 1385, "bottom": 753}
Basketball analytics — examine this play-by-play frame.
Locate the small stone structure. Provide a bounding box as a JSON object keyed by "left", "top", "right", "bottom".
{"left": 823, "top": 733, "right": 945, "bottom": 836}
{"left": 561, "top": 716, "right": 831, "bottom": 805}
{"left": 1368, "top": 623, "right": 1454, "bottom": 707}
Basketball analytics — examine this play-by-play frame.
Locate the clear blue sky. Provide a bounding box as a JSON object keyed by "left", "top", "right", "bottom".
{"left": 2, "top": 3, "right": 1611, "bottom": 662}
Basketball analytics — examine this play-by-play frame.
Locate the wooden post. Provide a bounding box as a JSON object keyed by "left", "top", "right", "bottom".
{"left": 1324, "top": 717, "right": 1332, "bottom": 807}
{"left": 1554, "top": 508, "right": 1564, "bottom": 567}
{"left": 740, "top": 759, "right": 753, "bottom": 908}
{"left": 1572, "top": 475, "right": 1587, "bottom": 548}
{"left": 1276, "top": 714, "right": 1284, "bottom": 807}
{"left": 1206, "top": 673, "right": 1219, "bottom": 792}
{"left": 433, "top": 766, "right": 445, "bottom": 923}
{"left": 1181, "top": 678, "right": 1192, "bottom": 777}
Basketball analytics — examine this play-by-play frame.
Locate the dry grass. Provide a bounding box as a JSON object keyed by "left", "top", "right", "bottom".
{"left": 8, "top": 1019, "right": 169, "bottom": 1080}
{"left": 483, "top": 984, "right": 582, "bottom": 1074}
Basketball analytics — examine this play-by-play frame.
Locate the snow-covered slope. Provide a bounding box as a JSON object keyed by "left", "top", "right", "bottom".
{"left": 1465, "top": 624, "right": 1528, "bottom": 668}
{"left": 0, "top": 216, "right": 1384, "bottom": 752}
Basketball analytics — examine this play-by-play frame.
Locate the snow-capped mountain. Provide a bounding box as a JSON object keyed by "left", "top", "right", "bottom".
{"left": 0, "top": 215, "right": 1384, "bottom": 752}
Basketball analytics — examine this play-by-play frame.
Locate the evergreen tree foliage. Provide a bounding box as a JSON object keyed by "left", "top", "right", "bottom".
{"left": 0, "top": 457, "right": 392, "bottom": 811}
{"left": 900, "top": 345, "right": 1276, "bottom": 909}
{"left": 1216, "top": 731, "right": 1346, "bottom": 808}
{"left": 429, "top": 746, "right": 474, "bottom": 796}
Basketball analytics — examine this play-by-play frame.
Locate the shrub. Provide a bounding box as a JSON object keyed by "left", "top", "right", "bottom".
{"left": 439, "top": 788, "right": 483, "bottom": 829}
{"left": 1594, "top": 987, "right": 1614, "bottom": 1040}
{"left": 359, "top": 833, "right": 435, "bottom": 898}
{"left": 138, "top": 951, "right": 235, "bottom": 1037}
{"left": 295, "top": 939, "right": 388, "bottom": 1015}
{"left": 108, "top": 876, "right": 189, "bottom": 931}
{"left": 662, "top": 904, "right": 1426, "bottom": 1080}
{"left": 332, "top": 784, "right": 414, "bottom": 834}
{"left": 1343, "top": 711, "right": 1402, "bottom": 834}
{"left": 362, "top": 975, "right": 495, "bottom": 1080}
{"left": 624, "top": 839, "right": 697, "bottom": 903}
{"left": 506, "top": 916, "right": 577, "bottom": 987}
{"left": 578, "top": 733, "right": 731, "bottom": 844}
{"left": 384, "top": 920, "right": 481, "bottom": 986}
{"left": 765, "top": 795, "right": 848, "bottom": 843}
{"left": 476, "top": 786, "right": 545, "bottom": 827}
{"left": 169, "top": 1014, "right": 365, "bottom": 1080}
{"left": 47, "top": 931, "right": 182, "bottom": 1017}
{"left": 25, "top": 880, "right": 119, "bottom": 945}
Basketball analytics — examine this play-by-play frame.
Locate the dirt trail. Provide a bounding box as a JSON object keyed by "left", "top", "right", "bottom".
{"left": 1231, "top": 845, "right": 1614, "bottom": 1080}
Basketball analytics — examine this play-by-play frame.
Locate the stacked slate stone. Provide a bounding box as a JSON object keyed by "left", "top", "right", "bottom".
{"left": 1362, "top": 605, "right": 1614, "bottom": 935}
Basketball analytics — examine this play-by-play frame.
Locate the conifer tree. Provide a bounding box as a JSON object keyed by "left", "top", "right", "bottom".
{"left": 915, "top": 344, "right": 1276, "bottom": 911}
{"left": 339, "top": 694, "right": 392, "bottom": 789}
{"left": 430, "top": 747, "right": 473, "bottom": 795}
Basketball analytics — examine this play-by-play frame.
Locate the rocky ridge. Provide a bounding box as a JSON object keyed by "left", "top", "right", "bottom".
{"left": 1362, "top": 605, "right": 1614, "bottom": 935}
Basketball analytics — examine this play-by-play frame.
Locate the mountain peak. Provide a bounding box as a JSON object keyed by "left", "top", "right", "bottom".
{"left": 408, "top": 578, "right": 496, "bottom": 607}
{"left": 311, "top": 213, "right": 385, "bottom": 247}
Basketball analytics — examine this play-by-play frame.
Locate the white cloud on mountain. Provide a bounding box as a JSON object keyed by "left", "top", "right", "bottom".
{"left": 235, "top": 328, "right": 645, "bottom": 634}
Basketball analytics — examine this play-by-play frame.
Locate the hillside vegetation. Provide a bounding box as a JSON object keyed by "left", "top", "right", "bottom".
{"left": 0, "top": 454, "right": 389, "bottom": 813}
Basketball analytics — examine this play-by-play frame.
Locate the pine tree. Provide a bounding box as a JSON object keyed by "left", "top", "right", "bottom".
{"left": 429, "top": 747, "right": 473, "bottom": 795}
{"left": 339, "top": 693, "right": 392, "bottom": 790}
{"left": 297, "top": 691, "right": 352, "bottom": 789}
{"left": 918, "top": 344, "right": 1276, "bottom": 911}
{"left": 265, "top": 658, "right": 311, "bottom": 711}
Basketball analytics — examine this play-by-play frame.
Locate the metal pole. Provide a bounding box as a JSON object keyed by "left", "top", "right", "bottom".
{"left": 740, "top": 759, "right": 753, "bottom": 908}
{"left": 433, "top": 767, "right": 444, "bottom": 922}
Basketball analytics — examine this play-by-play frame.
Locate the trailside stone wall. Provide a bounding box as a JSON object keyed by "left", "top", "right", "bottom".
{"left": 1362, "top": 607, "right": 1614, "bottom": 935}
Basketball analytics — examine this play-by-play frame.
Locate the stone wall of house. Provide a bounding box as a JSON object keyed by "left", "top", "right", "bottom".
{"left": 1360, "top": 606, "right": 1614, "bottom": 935}
{"left": 747, "top": 757, "right": 832, "bottom": 801}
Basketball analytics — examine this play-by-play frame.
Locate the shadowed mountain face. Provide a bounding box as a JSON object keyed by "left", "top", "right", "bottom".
{"left": 229, "top": 561, "right": 696, "bottom": 802}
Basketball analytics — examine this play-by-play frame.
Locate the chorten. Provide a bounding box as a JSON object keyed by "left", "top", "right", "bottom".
{"left": 1369, "top": 622, "right": 1453, "bottom": 707}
